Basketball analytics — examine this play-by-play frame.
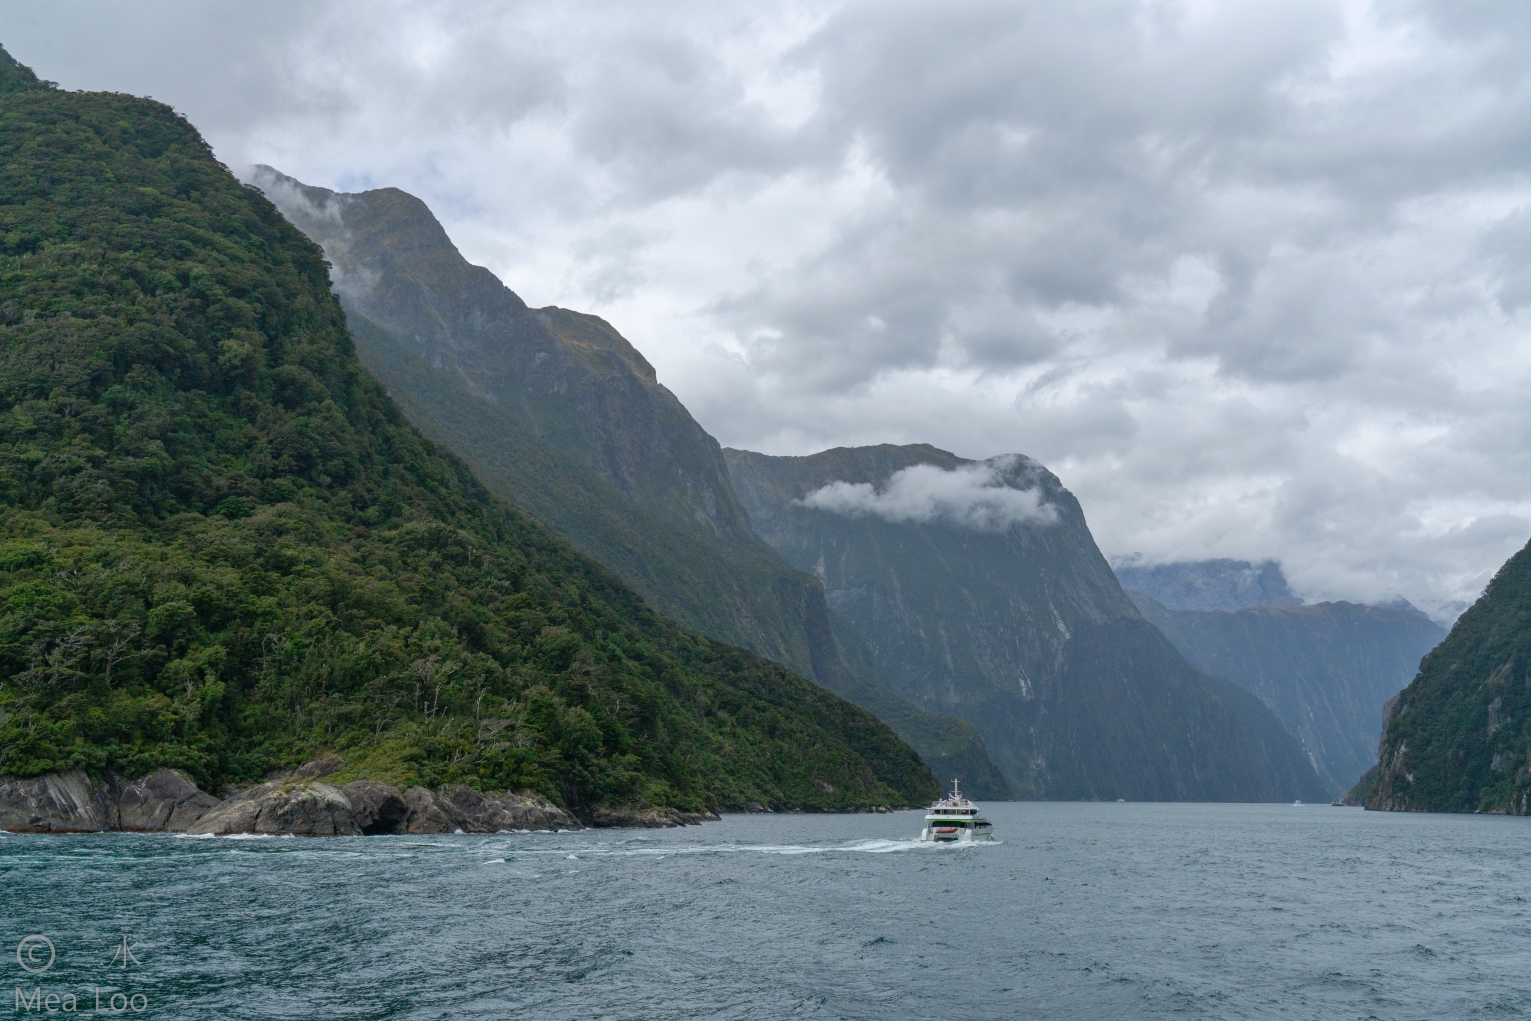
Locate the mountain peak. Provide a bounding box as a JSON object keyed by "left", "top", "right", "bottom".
{"left": 726, "top": 444, "right": 1327, "bottom": 802}
{"left": 0, "top": 74, "right": 934, "bottom": 811}
{"left": 1113, "top": 557, "right": 1302, "bottom": 611}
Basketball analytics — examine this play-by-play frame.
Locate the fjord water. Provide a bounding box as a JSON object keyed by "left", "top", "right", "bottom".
{"left": 3, "top": 804, "right": 1526, "bottom": 1019}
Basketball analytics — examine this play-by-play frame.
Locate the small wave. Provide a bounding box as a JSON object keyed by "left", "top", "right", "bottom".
{"left": 174, "top": 832, "right": 217, "bottom": 840}
{"left": 843, "top": 838, "right": 925, "bottom": 854}
{"left": 758, "top": 837, "right": 1001, "bottom": 855}
{"left": 548, "top": 836, "right": 990, "bottom": 858}
{"left": 743, "top": 837, "right": 983, "bottom": 855}
{"left": 220, "top": 832, "right": 294, "bottom": 841}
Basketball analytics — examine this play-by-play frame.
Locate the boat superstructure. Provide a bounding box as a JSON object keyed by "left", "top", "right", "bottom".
{"left": 919, "top": 779, "right": 993, "bottom": 842}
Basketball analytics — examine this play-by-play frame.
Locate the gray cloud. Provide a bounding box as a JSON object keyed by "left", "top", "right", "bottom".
{"left": 9, "top": 0, "right": 1531, "bottom": 619}
{"left": 798, "top": 456, "right": 1058, "bottom": 532}
{"left": 244, "top": 167, "right": 382, "bottom": 300}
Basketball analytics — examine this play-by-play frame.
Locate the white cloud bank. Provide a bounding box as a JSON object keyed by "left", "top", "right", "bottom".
{"left": 798, "top": 457, "right": 1057, "bottom": 532}
{"left": 9, "top": 0, "right": 1531, "bottom": 618}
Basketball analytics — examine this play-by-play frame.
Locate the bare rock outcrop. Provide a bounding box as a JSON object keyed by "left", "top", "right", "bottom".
{"left": 0, "top": 771, "right": 112, "bottom": 833}
{"left": 1, "top": 757, "right": 701, "bottom": 836}
{"left": 341, "top": 779, "right": 409, "bottom": 835}
{"left": 436, "top": 785, "right": 580, "bottom": 832}
{"left": 109, "top": 768, "right": 222, "bottom": 832}
{"left": 188, "top": 778, "right": 360, "bottom": 836}
{"left": 292, "top": 754, "right": 344, "bottom": 779}
{"left": 588, "top": 801, "right": 719, "bottom": 828}
{"left": 398, "top": 785, "right": 580, "bottom": 833}
{"left": 179, "top": 769, "right": 581, "bottom": 836}
{"left": 399, "top": 786, "right": 459, "bottom": 833}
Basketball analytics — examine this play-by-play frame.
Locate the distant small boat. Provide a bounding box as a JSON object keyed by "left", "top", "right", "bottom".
{"left": 1293, "top": 800, "right": 1304, "bottom": 807}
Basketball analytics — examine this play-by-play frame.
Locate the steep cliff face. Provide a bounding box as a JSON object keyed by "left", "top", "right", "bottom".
{"left": 1371, "top": 538, "right": 1531, "bottom": 814}
{"left": 253, "top": 174, "right": 751, "bottom": 530}
{"left": 251, "top": 169, "right": 1009, "bottom": 798}
{"left": 724, "top": 444, "right": 1328, "bottom": 802}
{"left": 250, "top": 167, "right": 853, "bottom": 679}
{"left": 0, "top": 45, "right": 938, "bottom": 813}
{"left": 1128, "top": 593, "right": 1445, "bottom": 796}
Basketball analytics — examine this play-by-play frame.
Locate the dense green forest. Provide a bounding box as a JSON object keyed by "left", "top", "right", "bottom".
{"left": 0, "top": 46, "right": 935, "bottom": 813}
{"left": 255, "top": 168, "right": 1009, "bottom": 798}
{"left": 1371, "top": 538, "right": 1531, "bottom": 814}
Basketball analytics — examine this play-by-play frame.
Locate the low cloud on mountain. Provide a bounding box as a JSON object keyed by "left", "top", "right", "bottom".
{"left": 797, "top": 457, "right": 1057, "bottom": 532}
{"left": 12, "top": 0, "right": 1531, "bottom": 618}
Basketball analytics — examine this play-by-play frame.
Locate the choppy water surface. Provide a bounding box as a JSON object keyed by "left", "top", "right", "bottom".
{"left": 3, "top": 803, "right": 1528, "bottom": 1019}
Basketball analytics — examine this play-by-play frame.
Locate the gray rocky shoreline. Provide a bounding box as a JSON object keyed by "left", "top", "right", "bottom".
{"left": 0, "top": 757, "right": 719, "bottom": 836}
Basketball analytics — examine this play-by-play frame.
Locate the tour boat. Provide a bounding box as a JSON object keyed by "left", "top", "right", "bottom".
{"left": 919, "top": 779, "right": 993, "bottom": 842}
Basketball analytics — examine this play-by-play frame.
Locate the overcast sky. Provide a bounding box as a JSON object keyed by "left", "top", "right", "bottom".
{"left": 9, "top": 0, "right": 1531, "bottom": 618}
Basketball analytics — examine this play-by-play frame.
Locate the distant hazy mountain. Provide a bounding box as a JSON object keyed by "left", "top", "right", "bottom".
{"left": 1127, "top": 593, "right": 1445, "bottom": 796}
{"left": 723, "top": 444, "right": 1328, "bottom": 802}
{"left": 251, "top": 168, "right": 1008, "bottom": 799}
{"left": 1372, "top": 538, "right": 1531, "bottom": 814}
{"left": 1112, "top": 558, "right": 1302, "bottom": 611}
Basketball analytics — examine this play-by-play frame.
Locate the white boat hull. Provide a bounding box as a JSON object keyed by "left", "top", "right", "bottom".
{"left": 919, "top": 825, "right": 994, "bottom": 843}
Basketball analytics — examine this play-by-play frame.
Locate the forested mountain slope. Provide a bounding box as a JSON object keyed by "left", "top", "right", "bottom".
{"left": 0, "top": 46, "right": 936, "bottom": 814}
{"left": 1129, "top": 593, "right": 1445, "bottom": 796}
{"left": 1371, "top": 538, "right": 1531, "bottom": 814}
{"left": 725, "top": 443, "right": 1328, "bottom": 802}
{"left": 249, "top": 167, "right": 1008, "bottom": 798}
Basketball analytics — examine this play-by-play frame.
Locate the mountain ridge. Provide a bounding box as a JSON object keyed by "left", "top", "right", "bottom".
{"left": 1127, "top": 591, "right": 1446, "bottom": 795}
{"left": 250, "top": 167, "right": 1011, "bottom": 798}
{"left": 1370, "top": 536, "right": 1531, "bottom": 814}
{"left": 1112, "top": 558, "right": 1302, "bottom": 612}
{"left": 0, "top": 45, "right": 935, "bottom": 815}
{"left": 724, "top": 443, "right": 1329, "bottom": 802}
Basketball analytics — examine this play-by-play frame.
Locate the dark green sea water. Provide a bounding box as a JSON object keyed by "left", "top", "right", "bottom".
{"left": 3, "top": 802, "right": 1527, "bottom": 1019}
